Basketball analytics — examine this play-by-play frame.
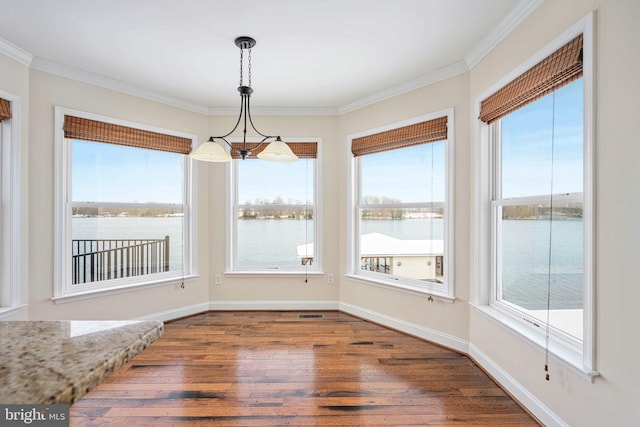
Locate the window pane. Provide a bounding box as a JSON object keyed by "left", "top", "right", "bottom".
{"left": 501, "top": 79, "right": 583, "bottom": 198}
{"left": 236, "top": 208, "right": 314, "bottom": 267}
{"left": 499, "top": 204, "right": 583, "bottom": 340}
{"left": 360, "top": 142, "right": 445, "bottom": 204}
{"left": 71, "top": 207, "right": 184, "bottom": 285}
{"left": 359, "top": 207, "right": 444, "bottom": 283}
{"left": 72, "top": 140, "right": 184, "bottom": 204}
{"left": 237, "top": 159, "right": 313, "bottom": 205}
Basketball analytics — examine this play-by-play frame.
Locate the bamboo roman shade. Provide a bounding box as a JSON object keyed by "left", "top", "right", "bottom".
{"left": 351, "top": 116, "right": 448, "bottom": 157}
{"left": 231, "top": 141, "right": 318, "bottom": 159}
{"left": 63, "top": 115, "right": 192, "bottom": 155}
{"left": 479, "top": 34, "right": 583, "bottom": 124}
{"left": 0, "top": 98, "right": 11, "bottom": 122}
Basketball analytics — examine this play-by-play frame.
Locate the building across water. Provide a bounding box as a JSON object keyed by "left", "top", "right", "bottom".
{"left": 297, "top": 232, "right": 444, "bottom": 282}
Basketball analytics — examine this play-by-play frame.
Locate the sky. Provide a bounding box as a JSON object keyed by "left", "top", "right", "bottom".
{"left": 360, "top": 142, "right": 446, "bottom": 204}
{"left": 71, "top": 78, "right": 583, "bottom": 206}
{"left": 500, "top": 78, "right": 583, "bottom": 198}
{"left": 237, "top": 158, "right": 313, "bottom": 205}
{"left": 72, "top": 141, "right": 184, "bottom": 204}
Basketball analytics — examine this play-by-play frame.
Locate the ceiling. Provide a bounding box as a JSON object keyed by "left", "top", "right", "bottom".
{"left": 0, "top": 0, "right": 539, "bottom": 114}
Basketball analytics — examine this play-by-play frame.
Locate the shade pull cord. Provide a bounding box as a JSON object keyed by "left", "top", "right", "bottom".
{"left": 545, "top": 91, "right": 557, "bottom": 381}
{"left": 429, "top": 137, "right": 435, "bottom": 292}
{"left": 305, "top": 157, "right": 309, "bottom": 283}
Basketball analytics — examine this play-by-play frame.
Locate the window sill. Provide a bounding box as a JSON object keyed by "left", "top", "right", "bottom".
{"left": 344, "top": 273, "right": 455, "bottom": 303}
{"left": 52, "top": 274, "right": 199, "bottom": 304}
{"left": 0, "top": 304, "right": 27, "bottom": 319}
{"left": 470, "top": 302, "right": 599, "bottom": 382}
{"left": 225, "top": 271, "right": 324, "bottom": 278}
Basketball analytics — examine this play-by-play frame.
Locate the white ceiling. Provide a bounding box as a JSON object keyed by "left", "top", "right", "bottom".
{"left": 0, "top": 0, "right": 539, "bottom": 114}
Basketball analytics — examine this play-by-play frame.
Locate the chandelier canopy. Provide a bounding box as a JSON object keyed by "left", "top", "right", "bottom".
{"left": 190, "top": 36, "right": 298, "bottom": 163}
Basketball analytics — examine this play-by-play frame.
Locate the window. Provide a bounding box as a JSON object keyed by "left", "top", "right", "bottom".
{"left": 54, "top": 109, "right": 196, "bottom": 300}
{"left": 0, "top": 95, "right": 21, "bottom": 315}
{"left": 229, "top": 140, "right": 320, "bottom": 273}
{"left": 493, "top": 78, "right": 584, "bottom": 344}
{"left": 348, "top": 110, "right": 454, "bottom": 300}
{"left": 476, "top": 18, "right": 595, "bottom": 377}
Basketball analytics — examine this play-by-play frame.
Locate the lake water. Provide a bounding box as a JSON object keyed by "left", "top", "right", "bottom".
{"left": 73, "top": 217, "right": 582, "bottom": 310}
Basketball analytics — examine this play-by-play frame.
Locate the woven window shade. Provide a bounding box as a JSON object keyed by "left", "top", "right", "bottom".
{"left": 479, "top": 34, "right": 583, "bottom": 124}
{"left": 351, "top": 116, "right": 448, "bottom": 157}
{"left": 63, "top": 115, "right": 192, "bottom": 155}
{"left": 0, "top": 98, "right": 11, "bottom": 122}
{"left": 231, "top": 141, "right": 317, "bottom": 159}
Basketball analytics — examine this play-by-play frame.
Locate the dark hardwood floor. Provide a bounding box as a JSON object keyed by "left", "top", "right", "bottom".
{"left": 70, "top": 311, "right": 539, "bottom": 426}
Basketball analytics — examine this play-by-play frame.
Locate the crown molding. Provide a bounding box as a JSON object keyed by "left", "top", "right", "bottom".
{"left": 208, "top": 105, "right": 338, "bottom": 116}
{"left": 30, "top": 56, "right": 210, "bottom": 115}
{"left": 2, "top": 0, "right": 543, "bottom": 118}
{"left": 0, "top": 37, "right": 33, "bottom": 67}
{"left": 465, "top": 0, "right": 544, "bottom": 69}
{"left": 337, "top": 59, "right": 468, "bottom": 115}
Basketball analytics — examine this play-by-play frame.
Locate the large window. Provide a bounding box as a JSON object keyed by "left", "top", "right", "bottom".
{"left": 349, "top": 111, "right": 454, "bottom": 300}
{"left": 0, "top": 95, "right": 20, "bottom": 316}
{"left": 229, "top": 140, "right": 320, "bottom": 273}
{"left": 476, "top": 20, "right": 595, "bottom": 377}
{"left": 54, "top": 109, "right": 196, "bottom": 299}
{"left": 493, "top": 79, "right": 584, "bottom": 344}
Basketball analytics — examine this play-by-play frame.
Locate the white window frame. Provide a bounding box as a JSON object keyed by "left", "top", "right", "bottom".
{"left": 226, "top": 137, "right": 323, "bottom": 276}
{"left": 0, "top": 91, "right": 22, "bottom": 318}
{"left": 347, "top": 108, "right": 455, "bottom": 302}
{"left": 473, "top": 13, "right": 597, "bottom": 381}
{"left": 53, "top": 107, "right": 198, "bottom": 303}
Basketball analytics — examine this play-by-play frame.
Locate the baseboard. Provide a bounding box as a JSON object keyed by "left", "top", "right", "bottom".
{"left": 468, "top": 343, "right": 568, "bottom": 427}
{"left": 133, "top": 302, "right": 209, "bottom": 322}
{"left": 338, "top": 301, "right": 469, "bottom": 354}
{"left": 135, "top": 299, "right": 564, "bottom": 426}
{"left": 208, "top": 300, "right": 340, "bottom": 311}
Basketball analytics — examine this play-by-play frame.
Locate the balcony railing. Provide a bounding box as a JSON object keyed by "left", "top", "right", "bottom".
{"left": 72, "top": 236, "right": 170, "bottom": 285}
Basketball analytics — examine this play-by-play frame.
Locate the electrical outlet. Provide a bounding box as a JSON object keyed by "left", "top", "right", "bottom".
{"left": 327, "top": 273, "right": 334, "bottom": 284}
{"left": 214, "top": 274, "right": 222, "bottom": 285}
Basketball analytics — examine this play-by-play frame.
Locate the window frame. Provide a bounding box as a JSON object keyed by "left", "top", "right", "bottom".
{"left": 473, "top": 13, "right": 596, "bottom": 380}
{"left": 347, "top": 108, "right": 455, "bottom": 302}
{"left": 226, "top": 137, "right": 323, "bottom": 275}
{"left": 53, "top": 107, "right": 198, "bottom": 302}
{"left": 0, "top": 92, "right": 22, "bottom": 318}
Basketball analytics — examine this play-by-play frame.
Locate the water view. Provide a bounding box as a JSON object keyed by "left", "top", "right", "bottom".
{"left": 73, "top": 216, "right": 583, "bottom": 310}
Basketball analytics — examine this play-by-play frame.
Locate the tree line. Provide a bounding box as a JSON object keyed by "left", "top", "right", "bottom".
{"left": 502, "top": 204, "right": 583, "bottom": 220}
{"left": 72, "top": 206, "right": 183, "bottom": 217}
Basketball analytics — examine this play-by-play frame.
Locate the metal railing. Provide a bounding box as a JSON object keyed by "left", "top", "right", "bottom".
{"left": 72, "top": 236, "right": 170, "bottom": 285}
{"left": 361, "top": 256, "right": 392, "bottom": 273}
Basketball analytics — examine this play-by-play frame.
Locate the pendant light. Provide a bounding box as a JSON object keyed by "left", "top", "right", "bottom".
{"left": 189, "top": 36, "right": 298, "bottom": 163}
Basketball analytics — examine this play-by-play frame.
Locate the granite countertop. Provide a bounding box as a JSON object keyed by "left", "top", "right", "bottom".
{"left": 0, "top": 319, "right": 163, "bottom": 404}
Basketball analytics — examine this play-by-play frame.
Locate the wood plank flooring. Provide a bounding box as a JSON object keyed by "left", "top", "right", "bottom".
{"left": 70, "top": 311, "right": 540, "bottom": 426}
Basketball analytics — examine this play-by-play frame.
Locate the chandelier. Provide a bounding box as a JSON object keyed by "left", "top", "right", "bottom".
{"left": 189, "top": 36, "right": 298, "bottom": 162}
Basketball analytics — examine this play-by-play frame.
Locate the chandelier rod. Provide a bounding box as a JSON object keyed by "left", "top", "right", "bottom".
{"left": 190, "top": 36, "right": 297, "bottom": 162}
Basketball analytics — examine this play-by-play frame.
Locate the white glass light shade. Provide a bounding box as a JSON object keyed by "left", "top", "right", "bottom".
{"left": 189, "top": 140, "right": 232, "bottom": 162}
{"left": 257, "top": 139, "right": 299, "bottom": 162}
